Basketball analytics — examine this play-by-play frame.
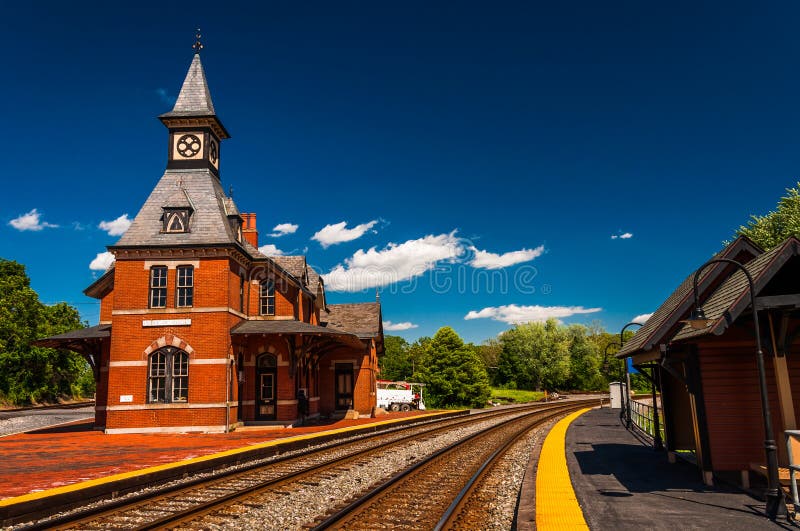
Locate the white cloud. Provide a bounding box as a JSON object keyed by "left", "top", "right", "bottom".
{"left": 464, "top": 304, "right": 602, "bottom": 324}
{"left": 312, "top": 220, "right": 378, "bottom": 248}
{"left": 259, "top": 243, "right": 285, "bottom": 256}
{"left": 8, "top": 209, "right": 58, "bottom": 231}
{"left": 632, "top": 312, "right": 653, "bottom": 324}
{"left": 323, "top": 232, "right": 462, "bottom": 292}
{"left": 89, "top": 251, "right": 115, "bottom": 271}
{"left": 611, "top": 232, "right": 634, "bottom": 240}
{"left": 268, "top": 222, "right": 299, "bottom": 237}
{"left": 384, "top": 321, "right": 419, "bottom": 331}
{"left": 98, "top": 214, "right": 132, "bottom": 236}
{"left": 469, "top": 244, "right": 545, "bottom": 269}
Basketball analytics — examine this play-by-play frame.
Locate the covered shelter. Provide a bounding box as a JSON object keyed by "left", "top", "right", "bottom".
{"left": 619, "top": 236, "right": 800, "bottom": 488}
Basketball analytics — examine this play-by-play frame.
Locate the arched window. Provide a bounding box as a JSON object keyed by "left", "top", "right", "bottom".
{"left": 148, "top": 347, "right": 189, "bottom": 403}
{"left": 260, "top": 279, "right": 275, "bottom": 315}
{"left": 257, "top": 354, "right": 277, "bottom": 368}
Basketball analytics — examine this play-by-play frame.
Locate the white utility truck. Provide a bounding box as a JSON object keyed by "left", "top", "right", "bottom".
{"left": 376, "top": 380, "right": 426, "bottom": 412}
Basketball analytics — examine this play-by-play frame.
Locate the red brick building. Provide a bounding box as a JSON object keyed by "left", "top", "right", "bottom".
{"left": 38, "top": 52, "right": 384, "bottom": 434}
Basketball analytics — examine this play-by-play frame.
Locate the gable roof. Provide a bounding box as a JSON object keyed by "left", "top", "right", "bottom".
{"left": 84, "top": 267, "right": 114, "bottom": 299}
{"left": 618, "top": 236, "right": 763, "bottom": 357}
{"left": 271, "top": 256, "right": 307, "bottom": 282}
{"left": 322, "top": 302, "right": 382, "bottom": 339}
{"left": 671, "top": 237, "right": 800, "bottom": 342}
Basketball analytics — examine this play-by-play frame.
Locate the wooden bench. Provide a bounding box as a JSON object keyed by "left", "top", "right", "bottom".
{"left": 785, "top": 430, "right": 800, "bottom": 505}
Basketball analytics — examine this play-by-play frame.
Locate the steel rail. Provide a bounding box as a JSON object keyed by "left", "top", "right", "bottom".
{"left": 433, "top": 410, "right": 541, "bottom": 531}
{"left": 29, "top": 401, "right": 583, "bottom": 530}
{"left": 311, "top": 401, "right": 589, "bottom": 530}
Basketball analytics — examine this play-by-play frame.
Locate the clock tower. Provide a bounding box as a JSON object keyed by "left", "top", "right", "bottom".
{"left": 159, "top": 38, "right": 229, "bottom": 177}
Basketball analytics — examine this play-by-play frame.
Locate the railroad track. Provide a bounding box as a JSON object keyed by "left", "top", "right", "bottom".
{"left": 20, "top": 400, "right": 595, "bottom": 530}
{"left": 311, "top": 402, "right": 586, "bottom": 530}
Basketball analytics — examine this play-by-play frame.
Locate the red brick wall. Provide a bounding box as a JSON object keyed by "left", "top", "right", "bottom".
{"left": 105, "top": 257, "right": 240, "bottom": 431}
{"left": 100, "top": 290, "right": 113, "bottom": 323}
{"left": 319, "top": 341, "right": 377, "bottom": 416}
{"left": 100, "top": 254, "right": 380, "bottom": 430}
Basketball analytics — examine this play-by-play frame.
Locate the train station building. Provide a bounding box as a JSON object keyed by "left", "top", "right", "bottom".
{"left": 36, "top": 51, "right": 384, "bottom": 434}
{"left": 619, "top": 235, "right": 800, "bottom": 488}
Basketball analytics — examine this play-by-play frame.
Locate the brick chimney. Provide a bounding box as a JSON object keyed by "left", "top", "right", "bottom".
{"left": 241, "top": 213, "right": 258, "bottom": 248}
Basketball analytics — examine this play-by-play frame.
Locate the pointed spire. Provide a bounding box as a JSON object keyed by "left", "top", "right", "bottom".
{"left": 169, "top": 53, "right": 216, "bottom": 116}
{"left": 159, "top": 34, "right": 229, "bottom": 139}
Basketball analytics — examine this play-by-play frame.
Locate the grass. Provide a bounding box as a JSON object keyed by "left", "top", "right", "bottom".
{"left": 490, "top": 388, "right": 546, "bottom": 405}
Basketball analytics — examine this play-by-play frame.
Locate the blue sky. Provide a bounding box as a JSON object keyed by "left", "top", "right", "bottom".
{"left": 2, "top": 2, "right": 799, "bottom": 343}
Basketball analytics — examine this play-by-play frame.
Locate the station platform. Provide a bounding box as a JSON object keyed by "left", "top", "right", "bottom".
{"left": 532, "top": 407, "right": 792, "bottom": 530}
{"left": 0, "top": 410, "right": 450, "bottom": 503}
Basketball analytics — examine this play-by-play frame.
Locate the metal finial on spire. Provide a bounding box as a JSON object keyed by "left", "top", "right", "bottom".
{"left": 192, "top": 28, "right": 203, "bottom": 54}
{"left": 376, "top": 288, "right": 380, "bottom": 302}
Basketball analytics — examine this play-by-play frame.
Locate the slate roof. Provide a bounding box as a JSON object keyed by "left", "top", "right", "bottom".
{"left": 307, "top": 268, "right": 322, "bottom": 295}
{"left": 322, "top": 303, "right": 382, "bottom": 339}
{"left": 160, "top": 54, "right": 216, "bottom": 117}
{"left": 112, "top": 169, "right": 245, "bottom": 248}
{"left": 671, "top": 237, "right": 800, "bottom": 342}
{"left": 271, "top": 256, "right": 306, "bottom": 282}
{"left": 618, "top": 236, "right": 763, "bottom": 357}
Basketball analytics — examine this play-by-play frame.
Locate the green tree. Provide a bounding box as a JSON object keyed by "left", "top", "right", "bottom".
{"left": 417, "top": 327, "right": 491, "bottom": 408}
{"left": 0, "top": 259, "right": 92, "bottom": 404}
{"left": 733, "top": 182, "right": 800, "bottom": 249}
{"left": 588, "top": 331, "right": 626, "bottom": 384}
{"left": 475, "top": 339, "right": 502, "bottom": 385}
{"left": 498, "top": 320, "right": 572, "bottom": 391}
{"left": 565, "top": 325, "right": 604, "bottom": 390}
{"left": 379, "top": 335, "right": 411, "bottom": 381}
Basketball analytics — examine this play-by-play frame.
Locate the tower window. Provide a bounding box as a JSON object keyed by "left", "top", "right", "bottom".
{"left": 260, "top": 279, "right": 275, "bottom": 316}
{"left": 149, "top": 266, "right": 167, "bottom": 308}
{"left": 176, "top": 265, "right": 194, "bottom": 308}
{"left": 148, "top": 347, "right": 189, "bottom": 403}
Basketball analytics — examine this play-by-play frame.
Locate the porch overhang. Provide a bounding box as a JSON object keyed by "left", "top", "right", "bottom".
{"left": 32, "top": 324, "right": 110, "bottom": 380}
{"left": 230, "top": 320, "right": 364, "bottom": 350}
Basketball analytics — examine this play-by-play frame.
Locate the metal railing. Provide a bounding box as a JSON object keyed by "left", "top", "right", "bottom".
{"left": 630, "top": 399, "right": 665, "bottom": 443}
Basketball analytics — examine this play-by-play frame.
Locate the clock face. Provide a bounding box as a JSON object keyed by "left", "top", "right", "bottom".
{"left": 176, "top": 134, "right": 202, "bottom": 158}
{"left": 209, "top": 139, "right": 218, "bottom": 165}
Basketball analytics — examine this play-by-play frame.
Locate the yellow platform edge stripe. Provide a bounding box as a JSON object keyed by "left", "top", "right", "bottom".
{"left": 0, "top": 410, "right": 460, "bottom": 507}
{"left": 535, "top": 408, "right": 592, "bottom": 530}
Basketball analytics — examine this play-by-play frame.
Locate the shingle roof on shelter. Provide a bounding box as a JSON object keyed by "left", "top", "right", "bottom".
{"left": 618, "top": 236, "right": 763, "bottom": 357}
{"left": 231, "top": 320, "right": 352, "bottom": 337}
{"left": 322, "top": 303, "right": 382, "bottom": 338}
{"left": 34, "top": 324, "right": 111, "bottom": 346}
{"left": 230, "top": 320, "right": 362, "bottom": 347}
{"left": 160, "top": 54, "right": 216, "bottom": 117}
{"left": 671, "top": 237, "right": 800, "bottom": 342}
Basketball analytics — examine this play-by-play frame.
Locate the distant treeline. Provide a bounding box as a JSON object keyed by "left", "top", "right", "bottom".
{"left": 0, "top": 259, "right": 94, "bottom": 405}
{"left": 382, "top": 320, "right": 649, "bottom": 408}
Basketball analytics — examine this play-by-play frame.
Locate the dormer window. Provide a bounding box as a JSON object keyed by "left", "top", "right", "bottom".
{"left": 162, "top": 208, "right": 191, "bottom": 233}
{"left": 228, "top": 217, "right": 243, "bottom": 243}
